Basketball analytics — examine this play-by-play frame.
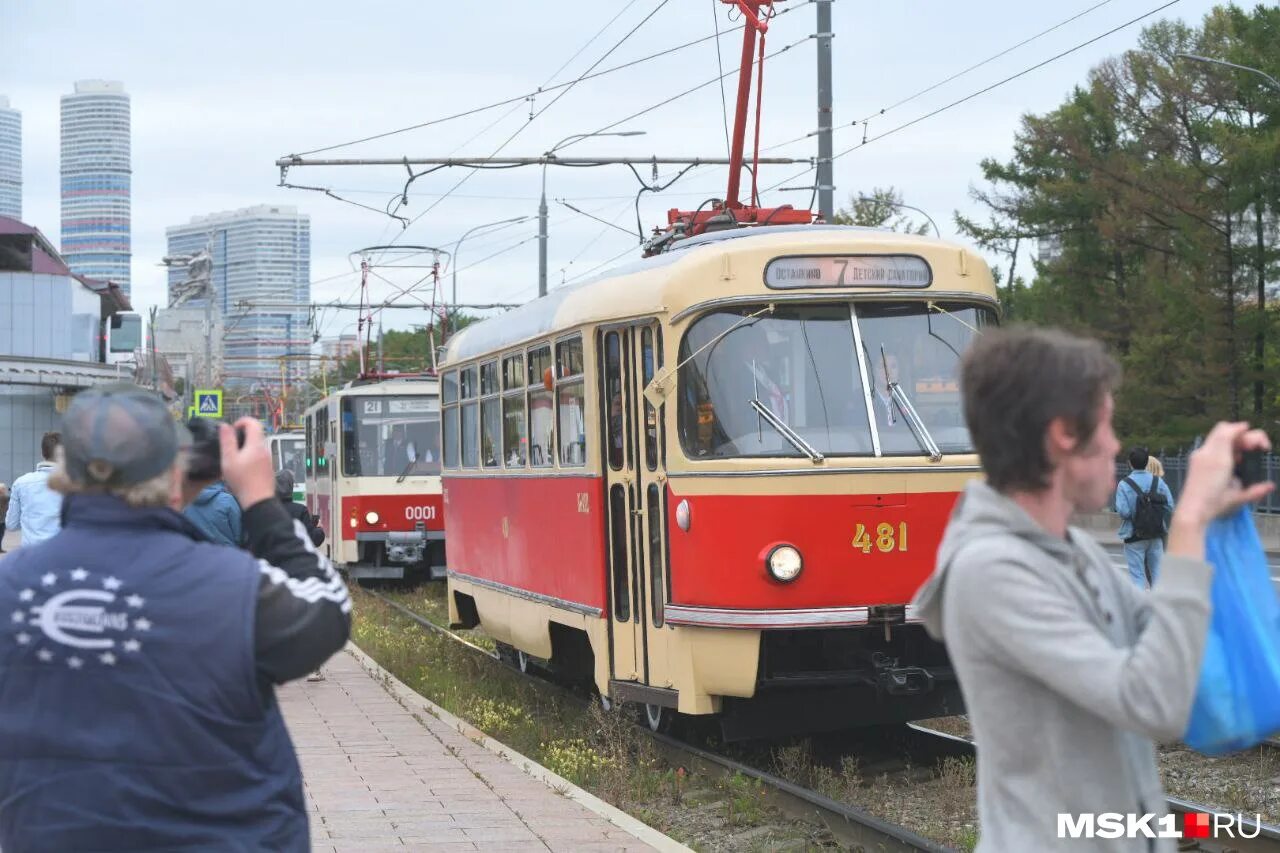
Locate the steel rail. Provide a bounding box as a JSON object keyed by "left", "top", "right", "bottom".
{"left": 366, "top": 590, "right": 1280, "bottom": 852}
{"left": 362, "top": 587, "right": 946, "bottom": 851}
{"left": 910, "top": 726, "right": 1280, "bottom": 852}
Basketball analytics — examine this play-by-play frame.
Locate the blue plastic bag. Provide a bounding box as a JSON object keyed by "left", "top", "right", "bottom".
{"left": 1184, "top": 507, "right": 1280, "bottom": 754}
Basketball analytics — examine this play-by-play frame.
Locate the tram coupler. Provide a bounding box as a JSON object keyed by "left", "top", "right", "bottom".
{"left": 870, "top": 651, "right": 934, "bottom": 696}
{"left": 385, "top": 531, "right": 426, "bottom": 565}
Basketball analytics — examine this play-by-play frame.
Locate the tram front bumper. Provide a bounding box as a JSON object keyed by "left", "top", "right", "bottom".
{"left": 350, "top": 529, "right": 446, "bottom": 579}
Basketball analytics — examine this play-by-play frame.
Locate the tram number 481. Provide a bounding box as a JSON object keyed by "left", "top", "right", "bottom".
{"left": 851, "top": 522, "right": 908, "bottom": 554}
{"left": 405, "top": 506, "right": 438, "bottom": 522}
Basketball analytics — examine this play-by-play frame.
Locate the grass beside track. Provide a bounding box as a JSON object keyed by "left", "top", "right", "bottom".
{"left": 350, "top": 585, "right": 835, "bottom": 851}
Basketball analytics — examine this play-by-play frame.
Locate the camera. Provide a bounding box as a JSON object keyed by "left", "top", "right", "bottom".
{"left": 186, "top": 417, "right": 245, "bottom": 481}
{"left": 1235, "top": 449, "right": 1268, "bottom": 488}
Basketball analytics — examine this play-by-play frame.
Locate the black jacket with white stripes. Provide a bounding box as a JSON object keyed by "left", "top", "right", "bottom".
{"left": 243, "top": 498, "right": 351, "bottom": 686}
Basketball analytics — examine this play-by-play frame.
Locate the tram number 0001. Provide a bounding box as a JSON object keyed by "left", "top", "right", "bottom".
{"left": 405, "top": 506, "right": 437, "bottom": 522}
{"left": 851, "top": 522, "right": 908, "bottom": 554}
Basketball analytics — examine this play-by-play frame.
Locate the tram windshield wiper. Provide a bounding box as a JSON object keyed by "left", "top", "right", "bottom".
{"left": 878, "top": 346, "right": 942, "bottom": 462}
{"left": 749, "top": 397, "right": 824, "bottom": 462}
{"left": 395, "top": 451, "right": 417, "bottom": 484}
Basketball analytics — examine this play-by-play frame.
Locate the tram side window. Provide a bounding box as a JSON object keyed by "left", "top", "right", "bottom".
{"left": 604, "top": 331, "right": 624, "bottom": 471}
{"left": 641, "top": 327, "right": 659, "bottom": 472}
{"left": 442, "top": 370, "right": 459, "bottom": 469}
{"left": 528, "top": 345, "right": 554, "bottom": 468}
{"left": 460, "top": 365, "right": 479, "bottom": 468}
{"left": 556, "top": 337, "right": 586, "bottom": 467}
{"left": 502, "top": 353, "right": 527, "bottom": 467}
{"left": 480, "top": 360, "right": 501, "bottom": 468}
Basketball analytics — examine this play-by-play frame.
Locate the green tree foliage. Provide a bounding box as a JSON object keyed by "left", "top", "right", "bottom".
{"left": 833, "top": 187, "right": 933, "bottom": 235}
{"left": 957, "top": 4, "right": 1279, "bottom": 449}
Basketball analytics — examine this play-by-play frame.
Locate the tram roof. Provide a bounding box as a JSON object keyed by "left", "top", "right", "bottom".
{"left": 443, "top": 225, "right": 995, "bottom": 364}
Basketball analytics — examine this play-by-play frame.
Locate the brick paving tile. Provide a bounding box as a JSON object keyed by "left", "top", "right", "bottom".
{"left": 278, "top": 649, "right": 663, "bottom": 852}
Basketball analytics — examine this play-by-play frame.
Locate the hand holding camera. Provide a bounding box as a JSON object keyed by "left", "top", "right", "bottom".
{"left": 1172, "top": 423, "right": 1274, "bottom": 553}
{"left": 185, "top": 416, "right": 276, "bottom": 510}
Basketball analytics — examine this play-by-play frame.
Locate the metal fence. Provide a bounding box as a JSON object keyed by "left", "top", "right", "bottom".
{"left": 1113, "top": 452, "right": 1280, "bottom": 514}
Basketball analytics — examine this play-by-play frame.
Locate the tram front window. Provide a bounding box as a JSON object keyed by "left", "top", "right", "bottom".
{"left": 341, "top": 396, "right": 442, "bottom": 477}
{"left": 273, "top": 437, "right": 306, "bottom": 482}
{"left": 677, "top": 302, "right": 994, "bottom": 459}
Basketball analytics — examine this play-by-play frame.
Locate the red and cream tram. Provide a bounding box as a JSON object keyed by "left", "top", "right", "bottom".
{"left": 304, "top": 376, "right": 446, "bottom": 581}
{"left": 440, "top": 225, "right": 998, "bottom": 738}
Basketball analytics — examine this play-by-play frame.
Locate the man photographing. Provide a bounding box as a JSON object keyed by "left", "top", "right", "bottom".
{"left": 914, "top": 327, "right": 1272, "bottom": 852}
{"left": 0, "top": 385, "right": 350, "bottom": 851}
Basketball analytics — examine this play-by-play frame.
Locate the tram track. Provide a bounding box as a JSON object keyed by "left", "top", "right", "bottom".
{"left": 362, "top": 587, "right": 1280, "bottom": 852}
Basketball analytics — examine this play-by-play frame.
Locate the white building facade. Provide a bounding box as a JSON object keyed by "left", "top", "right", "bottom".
{"left": 60, "top": 80, "right": 131, "bottom": 293}
{"left": 0, "top": 97, "right": 20, "bottom": 219}
{"left": 165, "top": 205, "right": 311, "bottom": 396}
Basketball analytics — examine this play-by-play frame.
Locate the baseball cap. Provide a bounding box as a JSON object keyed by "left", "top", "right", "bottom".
{"left": 61, "top": 384, "right": 191, "bottom": 487}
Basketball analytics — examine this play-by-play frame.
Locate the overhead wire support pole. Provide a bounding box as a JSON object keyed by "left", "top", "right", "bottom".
{"left": 815, "top": 0, "right": 834, "bottom": 221}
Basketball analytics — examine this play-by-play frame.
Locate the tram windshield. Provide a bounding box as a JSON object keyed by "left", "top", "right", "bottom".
{"left": 677, "top": 302, "right": 996, "bottom": 459}
{"left": 340, "top": 395, "right": 441, "bottom": 477}
{"left": 271, "top": 435, "right": 306, "bottom": 483}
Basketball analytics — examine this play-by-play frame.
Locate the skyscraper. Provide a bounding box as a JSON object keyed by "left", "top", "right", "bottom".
{"left": 61, "top": 80, "right": 131, "bottom": 293}
{"left": 0, "top": 96, "right": 20, "bottom": 219}
{"left": 166, "top": 205, "right": 311, "bottom": 396}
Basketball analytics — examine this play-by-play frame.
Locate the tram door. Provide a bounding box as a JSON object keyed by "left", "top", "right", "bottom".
{"left": 601, "top": 323, "right": 667, "bottom": 687}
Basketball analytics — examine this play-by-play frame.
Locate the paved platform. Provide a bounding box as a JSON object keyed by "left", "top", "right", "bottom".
{"left": 284, "top": 648, "right": 668, "bottom": 852}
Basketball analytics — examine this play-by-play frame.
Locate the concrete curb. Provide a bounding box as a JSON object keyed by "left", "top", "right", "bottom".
{"left": 343, "top": 642, "right": 692, "bottom": 853}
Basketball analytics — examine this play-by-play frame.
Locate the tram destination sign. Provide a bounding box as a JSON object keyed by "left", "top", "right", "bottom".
{"left": 764, "top": 254, "right": 932, "bottom": 289}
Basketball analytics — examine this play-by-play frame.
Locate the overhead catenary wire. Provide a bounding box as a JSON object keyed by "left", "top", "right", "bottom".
{"left": 555, "top": 34, "right": 810, "bottom": 154}
{"left": 712, "top": 0, "right": 732, "bottom": 158}
{"left": 368, "top": 0, "right": 675, "bottom": 268}
{"left": 444, "top": 0, "right": 645, "bottom": 159}
{"left": 761, "top": 0, "right": 1183, "bottom": 196}
{"left": 759, "top": 0, "right": 1122, "bottom": 154}
{"left": 281, "top": 3, "right": 801, "bottom": 160}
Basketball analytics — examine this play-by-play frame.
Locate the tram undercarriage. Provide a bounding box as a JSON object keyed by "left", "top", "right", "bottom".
{"left": 345, "top": 535, "right": 447, "bottom": 582}
{"left": 719, "top": 622, "right": 964, "bottom": 741}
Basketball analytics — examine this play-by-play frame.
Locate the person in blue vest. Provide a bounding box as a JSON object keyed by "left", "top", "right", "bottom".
{"left": 0, "top": 384, "right": 350, "bottom": 852}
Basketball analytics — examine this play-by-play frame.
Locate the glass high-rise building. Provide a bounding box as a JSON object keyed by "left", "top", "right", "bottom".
{"left": 0, "top": 96, "right": 21, "bottom": 219}
{"left": 166, "top": 205, "right": 311, "bottom": 396}
{"left": 61, "top": 80, "right": 131, "bottom": 293}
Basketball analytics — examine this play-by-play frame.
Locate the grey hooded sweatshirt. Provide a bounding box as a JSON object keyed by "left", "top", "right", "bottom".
{"left": 913, "top": 481, "right": 1213, "bottom": 852}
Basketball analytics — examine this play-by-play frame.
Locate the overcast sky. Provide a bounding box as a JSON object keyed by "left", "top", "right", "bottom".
{"left": 2, "top": 0, "right": 1225, "bottom": 339}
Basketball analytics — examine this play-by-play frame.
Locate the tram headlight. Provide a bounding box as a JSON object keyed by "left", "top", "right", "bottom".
{"left": 365, "top": 511, "right": 380, "bottom": 525}
{"left": 766, "top": 544, "right": 803, "bottom": 583}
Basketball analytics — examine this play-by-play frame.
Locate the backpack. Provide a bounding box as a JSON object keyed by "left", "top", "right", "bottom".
{"left": 1124, "top": 475, "right": 1169, "bottom": 541}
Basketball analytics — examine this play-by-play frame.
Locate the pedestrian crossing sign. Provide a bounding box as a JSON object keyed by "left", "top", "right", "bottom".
{"left": 194, "top": 389, "right": 223, "bottom": 418}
